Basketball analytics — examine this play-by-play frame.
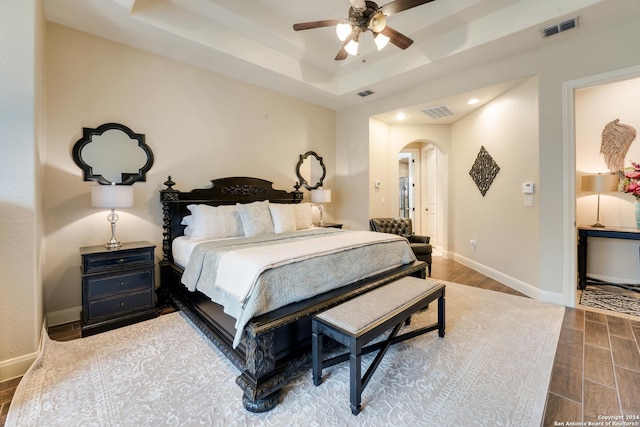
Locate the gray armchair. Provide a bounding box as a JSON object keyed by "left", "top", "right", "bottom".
{"left": 369, "top": 217, "right": 432, "bottom": 276}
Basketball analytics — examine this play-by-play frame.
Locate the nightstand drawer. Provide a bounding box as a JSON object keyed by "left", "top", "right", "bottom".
{"left": 82, "top": 247, "right": 154, "bottom": 274}
{"left": 85, "top": 268, "right": 154, "bottom": 299}
{"left": 88, "top": 290, "right": 154, "bottom": 320}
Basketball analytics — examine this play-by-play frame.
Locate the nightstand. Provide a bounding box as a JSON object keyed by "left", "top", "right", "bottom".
{"left": 80, "top": 241, "right": 158, "bottom": 337}
{"left": 315, "top": 223, "right": 343, "bottom": 229}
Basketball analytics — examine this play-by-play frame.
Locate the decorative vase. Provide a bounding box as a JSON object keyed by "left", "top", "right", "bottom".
{"left": 635, "top": 200, "right": 640, "bottom": 229}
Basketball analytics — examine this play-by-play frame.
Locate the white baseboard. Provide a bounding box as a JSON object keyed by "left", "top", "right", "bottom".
{"left": 0, "top": 322, "right": 46, "bottom": 382}
{"left": 47, "top": 306, "right": 81, "bottom": 327}
{"left": 450, "top": 253, "right": 566, "bottom": 306}
{"left": 0, "top": 354, "right": 38, "bottom": 383}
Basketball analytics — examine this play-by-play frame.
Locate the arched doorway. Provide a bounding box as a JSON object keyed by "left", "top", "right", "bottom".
{"left": 398, "top": 141, "right": 443, "bottom": 252}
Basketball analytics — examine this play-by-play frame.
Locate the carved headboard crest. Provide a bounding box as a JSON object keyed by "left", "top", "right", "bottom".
{"left": 222, "top": 185, "right": 269, "bottom": 197}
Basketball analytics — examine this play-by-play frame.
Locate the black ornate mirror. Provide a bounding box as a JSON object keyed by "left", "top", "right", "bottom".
{"left": 72, "top": 123, "right": 154, "bottom": 185}
{"left": 295, "top": 151, "right": 326, "bottom": 190}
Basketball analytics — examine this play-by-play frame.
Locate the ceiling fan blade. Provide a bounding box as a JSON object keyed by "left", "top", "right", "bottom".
{"left": 349, "top": 0, "right": 367, "bottom": 10}
{"left": 380, "top": 0, "right": 436, "bottom": 17}
{"left": 293, "top": 19, "right": 346, "bottom": 31}
{"left": 335, "top": 30, "right": 359, "bottom": 61}
{"left": 381, "top": 25, "right": 414, "bottom": 49}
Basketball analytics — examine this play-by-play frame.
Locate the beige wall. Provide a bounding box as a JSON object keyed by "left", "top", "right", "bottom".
{"left": 43, "top": 23, "right": 336, "bottom": 324}
{"left": 576, "top": 77, "right": 640, "bottom": 283}
{"left": 0, "top": 0, "right": 45, "bottom": 382}
{"left": 338, "top": 13, "right": 640, "bottom": 305}
{"left": 450, "top": 76, "right": 539, "bottom": 288}
{"left": 366, "top": 78, "right": 539, "bottom": 295}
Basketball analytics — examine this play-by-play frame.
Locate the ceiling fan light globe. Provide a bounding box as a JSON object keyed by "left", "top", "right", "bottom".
{"left": 369, "top": 12, "right": 386, "bottom": 33}
{"left": 336, "top": 23, "right": 352, "bottom": 41}
{"left": 345, "top": 40, "right": 359, "bottom": 55}
{"left": 374, "top": 33, "right": 390, "bottom": 50}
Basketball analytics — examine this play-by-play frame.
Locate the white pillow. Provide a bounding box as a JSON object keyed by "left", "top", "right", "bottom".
{"left": 269, "top": 204, "right": 296, "bottom": 233}
{"left": 293, "top": 203, "right": 313, "bottom": 230}
{"left": 181, "top": 215, "right": 193, "bottom": 226}
{"left": 236, "top": 201, "right": 274, "bottom": 237}
{"left": 186, "top": 204, "right": 244, "bottom": 241}
{"left": 181, "top": 215, "right": 193, "bottom": 236}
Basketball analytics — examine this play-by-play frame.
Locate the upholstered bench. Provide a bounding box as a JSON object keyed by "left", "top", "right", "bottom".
{"left": 311, "top": 277, "right": 445, "bottom": 415}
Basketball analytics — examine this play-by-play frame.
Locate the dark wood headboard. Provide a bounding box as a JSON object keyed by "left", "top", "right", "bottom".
{"left": 159, "top": 176, "right": 303, "bottom": 263}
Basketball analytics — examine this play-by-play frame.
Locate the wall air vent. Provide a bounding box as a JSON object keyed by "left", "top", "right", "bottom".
{"left": 420, "top": 105, "right": 455, "bottom": 119}
{"left": 542, "top": 17, "right": 578, "bottom": 38}
{"left": 357, "top": 89, "right": 375, "bottom": 97}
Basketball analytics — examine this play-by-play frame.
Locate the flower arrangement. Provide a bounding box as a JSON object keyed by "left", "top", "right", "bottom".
{"left": 623, "top": 161, "right": 640, "bottom": 200}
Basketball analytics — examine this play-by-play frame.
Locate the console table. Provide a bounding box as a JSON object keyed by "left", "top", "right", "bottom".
{"left": 577, "top": 226, "right": 640, "bottom": 292}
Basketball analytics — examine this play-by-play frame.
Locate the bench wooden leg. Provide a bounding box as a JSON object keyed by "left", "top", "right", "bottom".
{"left": 312, "top": 322, "right": 323, "bottom": 386}
{"left": 438, "top": 293, "right": 446, "bottom": 338}
{"left": 349, "top": 341, "right": 362, "bottom": 415}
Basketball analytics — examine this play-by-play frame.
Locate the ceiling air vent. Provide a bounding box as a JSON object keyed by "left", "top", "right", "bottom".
{"left": 357, "top": 89, "right": 375, "bottom": 97}
{"left": 542, "top": 17, "right": 578, "bottom": 38}
{"left": 421, "top": 105, "right": 455, "bottom": 119}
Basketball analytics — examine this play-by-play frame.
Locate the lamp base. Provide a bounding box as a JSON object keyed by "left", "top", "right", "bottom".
{"left": 590, "top": 222, "right": 606, "bottom": 228}
{"left": 104, "top": 240, "right": 122, "bottom": 250}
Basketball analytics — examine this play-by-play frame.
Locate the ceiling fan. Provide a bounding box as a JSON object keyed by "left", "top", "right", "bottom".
{"left": 293, "top": 0, "right": 436, "bottom": 60}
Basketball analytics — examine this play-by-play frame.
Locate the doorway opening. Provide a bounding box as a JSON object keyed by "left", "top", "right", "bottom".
{"left": 398, "top": 143, "right": 440, "bottom": 251}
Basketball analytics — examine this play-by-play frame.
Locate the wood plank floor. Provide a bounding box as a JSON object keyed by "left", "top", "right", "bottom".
{"left": 1, "top": 256, "right": 639, "bottom": 426}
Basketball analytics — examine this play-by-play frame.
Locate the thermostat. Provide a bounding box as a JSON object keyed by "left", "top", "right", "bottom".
{"left": 374, "top": 180, "right": 382, "bottom": 188}
{"left": 522, "top": 182, "right": 535, "bottom": 194}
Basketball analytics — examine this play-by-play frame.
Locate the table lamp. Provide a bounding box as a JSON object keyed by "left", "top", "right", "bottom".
{"left": 311, "top": 188, "right": 331, "bottom": 227}
{"left": 92, "top": 183, "right": 134, "bottom": 248}
{"left": 581, "top": 173, "right": 618, "bottom": 228}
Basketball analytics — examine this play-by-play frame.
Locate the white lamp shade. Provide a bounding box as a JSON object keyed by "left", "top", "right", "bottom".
{"left": 311, "top": 188, "right": 332, "bottom": 204}
{"left": 344, "top": 40, "right": 359, "bottom": 56}
{"left": 336, "top": 23, "right": 352, "bottom": 41}
{"left": 374, "top": 33, "right": 390, "bottom": 50}
{"left": 581, "top": 174, "right": 618, "bottom": 194}
{"left": 91, "top": 184, "right": 134, "bottom": 208}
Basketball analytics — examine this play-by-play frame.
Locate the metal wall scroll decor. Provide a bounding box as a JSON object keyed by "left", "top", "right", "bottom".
{"left": 469, "top": 146, "right": 500, "bottom": 196}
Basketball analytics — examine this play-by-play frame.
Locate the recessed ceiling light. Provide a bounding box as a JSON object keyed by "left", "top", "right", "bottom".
{"left": 396, "top": 112, "right": 408, "bottom": 121}
{"left": 467, "top": 98, "right": 479, "bottom": 105}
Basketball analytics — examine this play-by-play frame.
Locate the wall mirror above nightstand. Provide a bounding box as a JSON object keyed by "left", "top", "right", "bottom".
{"left": 296, "top": 151, "right": 326, "bottom": 190}
{"left": 72, "top": 122, "right": 154, "bottom": 185}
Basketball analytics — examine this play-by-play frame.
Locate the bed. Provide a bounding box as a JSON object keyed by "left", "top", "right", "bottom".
{"left": 158, "top": 176, "right": 427, "bottom": 412}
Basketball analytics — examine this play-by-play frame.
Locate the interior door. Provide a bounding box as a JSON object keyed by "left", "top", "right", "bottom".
{"left": 424, "top": 146, "right": 437, "bottom": 240}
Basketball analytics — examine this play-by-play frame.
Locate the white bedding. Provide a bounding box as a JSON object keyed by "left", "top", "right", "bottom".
{"left": 177, "top": 229, "right": 416, "bottom": 347}
{"left": 172, "top": 227, "right": 324, "bottom": 268}
{"left": 172, "top": 236, "right": 241, "bottom": 268}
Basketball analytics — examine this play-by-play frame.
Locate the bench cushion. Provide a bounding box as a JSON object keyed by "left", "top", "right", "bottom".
{"left": 316, "top": 277, "right": 441, "bottom": 335}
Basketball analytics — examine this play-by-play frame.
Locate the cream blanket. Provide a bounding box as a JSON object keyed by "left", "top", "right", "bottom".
{"left": 181, "top": 229, "right": 416, "bottom": 347}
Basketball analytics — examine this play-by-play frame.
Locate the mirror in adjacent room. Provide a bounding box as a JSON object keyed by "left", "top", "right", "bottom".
{"left": 72, "top": 123, "right": 154, "bottom": 185}
{"left": 295, "top": 151, "right": 326, "bottom": 190}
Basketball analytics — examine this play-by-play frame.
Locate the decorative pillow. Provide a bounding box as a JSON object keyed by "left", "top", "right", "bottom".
{"left": 181, "top": 215, "right": 193, "bottom": 226}
{"left": 269, "top": 204, "right": 296, "bottom": 233}
{"left": 186, "top": 204, "right": 244, "bottom": 241}
{"left": 293, "top": 203, "right": 313, "bottom": 230}
{"left": 236, "top": 201, "right": 274, "bottom": 237}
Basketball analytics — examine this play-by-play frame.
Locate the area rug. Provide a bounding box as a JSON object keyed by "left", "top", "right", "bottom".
{"left": 580, "top": 285, "right": 640, "bottom": 317}
{"left": 6, "top": 281, "right": 564, "bottom": 427}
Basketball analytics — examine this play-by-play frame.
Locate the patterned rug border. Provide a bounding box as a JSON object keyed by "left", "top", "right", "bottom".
{"left": 7, "top": 281, "right": 564, "bottom": 427}
{"left": 580, "top": 286, "right": 640, "bottom": 317}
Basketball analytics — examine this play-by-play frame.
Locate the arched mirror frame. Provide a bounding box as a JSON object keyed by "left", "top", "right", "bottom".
{"left": 295, "top": 151, "right": 326, "bottom": 190}
{"left": 72, "top": 122, "right": 154, "bottom": 185}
